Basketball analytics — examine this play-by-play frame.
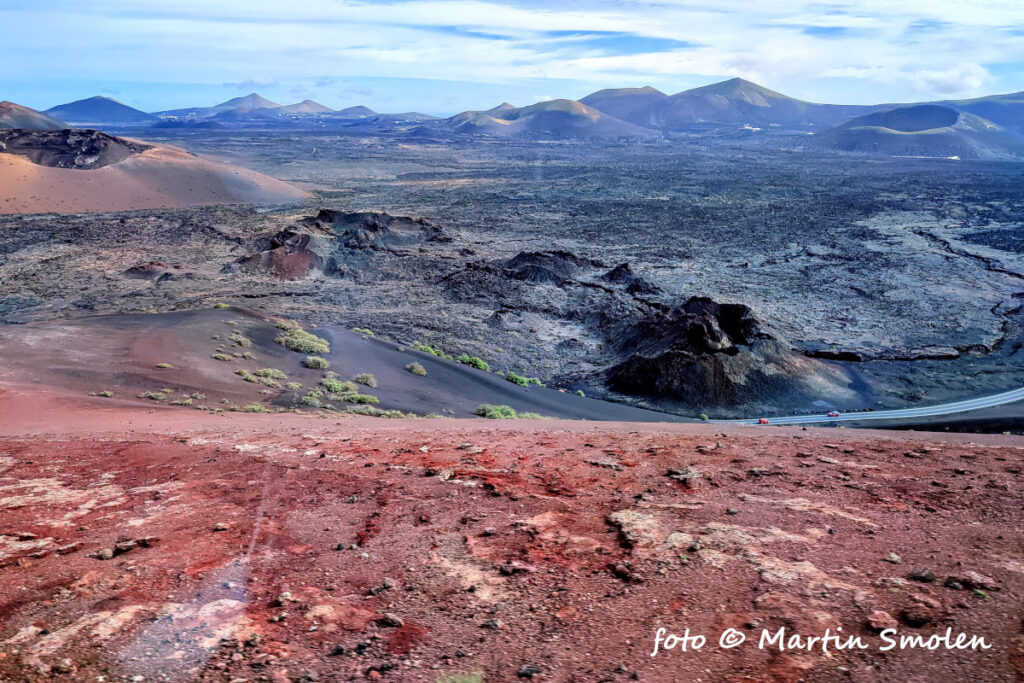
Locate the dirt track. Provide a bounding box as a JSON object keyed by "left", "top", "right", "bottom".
{"left": 1, "top": 389, "right": 1023, "bottom": 682}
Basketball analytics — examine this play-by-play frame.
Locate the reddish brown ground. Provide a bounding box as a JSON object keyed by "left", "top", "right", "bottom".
{"left": 1, "top": 385, "right": 1023, "bottom": 682}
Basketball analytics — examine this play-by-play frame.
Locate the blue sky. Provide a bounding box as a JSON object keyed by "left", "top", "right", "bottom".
{"left": 2, "top": 0, "right": 1023, "bottom": 115}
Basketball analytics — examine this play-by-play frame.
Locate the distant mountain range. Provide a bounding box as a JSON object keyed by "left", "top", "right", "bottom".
{"left": 4, "top": 78, "right": 1023, "bottom": 157}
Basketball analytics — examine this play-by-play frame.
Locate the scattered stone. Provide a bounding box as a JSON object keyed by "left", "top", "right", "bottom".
{"left": 55, "top": 542, "right": 81, "bottom": 555}
{"left": 481, "top": 619, "right": 503, "bottom": 630}
{"left": 901, "top": 607, "right": 933, "bottom": 627}
{"left": 53, "top": 658, "right": 74, "bottom": 674}
{"left": 908, "top": 569, "right": 936, "bottom": 583}
{"left": 944, "top": 577, "right": 963, "bottom": 590}
{"left": 213, "top": 522, "right": 230, "bottom": 532}
{"left": 867, "top": 610, "right": 898, "bottom": 632}
{"left": 951, "top": 571, "right": 999, "bottom": 591}
{"left": 329, "top": 645, "right": 346, "bottom": 656}
{"left": 377, "top": 613, "right": 404, "bottom": 628}
{"left": 94, "top": 548, "right": 114, "bottom": 561}
{"left": 276, "top": 591, "right": 297, "bottom": 606}
{"left": 883, "top": 552, "right": 902, "bottom": 564}
{"left": 725, "top": 508, "right": 739, "bottom": 515}
{"left": 517, "top": 664, "right": 543, "bottom": 678}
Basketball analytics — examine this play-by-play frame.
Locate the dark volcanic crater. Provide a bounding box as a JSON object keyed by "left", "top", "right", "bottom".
{"left": 0, "top": 128, "right": 150, "bottom": 169}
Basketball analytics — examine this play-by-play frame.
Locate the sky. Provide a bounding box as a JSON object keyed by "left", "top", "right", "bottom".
{"left": 2, "top": 0, "right": 1023, "bottom": 116}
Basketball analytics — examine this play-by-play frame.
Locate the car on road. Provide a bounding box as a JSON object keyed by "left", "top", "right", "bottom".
{"left": 827, "top": 411, "right": 840, "bottom": 418}
{"left": 758, "top": 418, "right": 770, "bottom": 424}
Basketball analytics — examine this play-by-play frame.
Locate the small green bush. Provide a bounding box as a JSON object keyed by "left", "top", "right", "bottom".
{"left": 169, "top": 398, "right": 193, "bottom": 406}
{"left": 213, "top": 303, "right": 229, "bottom": 309}
{"left": 140, "top": 392, "right": 166, "bottom": 401}
{"left": 576, "top": 389, "right": 585, "bottom": 397}
{"left": 504, "top": 372, "right": 528, "bottom": 387}
{"left": 253, "top": 368, "right": 287, "bottom": 380}
{"left": 257, "top": 377, "right": 280, "bottom": 388}
{"left": 211, "top": 353, "right": 233, "bottom": 362}
{"left": 353, "top": 373, "right": 377, "bottom": 388}
{"left": 406, "top": 362, "right": 427, "bottom": 376}
{"left": 474, "top": 404, "right": 518, "bottom": 419}
{"left": 456, "top": 354, "right": 490, "bottom": 372}
{"left": 155, "top": 362, "right": 173, "bottom": 369}
{"left": 275, "top": 322, "right": 330, "bottom": 354}
{"left": 301, "top": 395, "right": 322, "bottom": 408}
{"left": 699, "top": 413, "right": 709, "bottom": 422}
{"left": 240, "top": 404, "right": 273, "bottom": 413}
{"left": 353, "top": 327, "right": 374, "bottom": 336}
{"left": 322, "top": 377, "right": 357, "bottom": 394}
{"left": 229, "top": 331, "right": 252, "bottom": 348}
{"left": 303, "top": 356, "right": 329, "bottom": 369}
{"left": 286, "top": 382, "right": 302, "bottom": 391}
{"left": 412, "top": 341, "right": 452, "bottom": 360}
{"left": 344, "top": 394, "right": 380, "bottom": 405}
{"left": 96, "top": 391, "right": 113, "bottom": 398}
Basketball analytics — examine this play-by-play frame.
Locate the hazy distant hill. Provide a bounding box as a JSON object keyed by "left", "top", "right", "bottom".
{"left": 334, "top": 105, "right": 377, "bottom": 118}
{"left": 157, "top": 92, "right": 283, "bottom": 119}
{"left": 0, "top": 101, "right": 66, "bottom": 130}
{"left": 815, "top": 104, "right": 1024, "bottom": 159}
{"left": 274, "top": 99, "right": 334, "bottom": 115}
{"left": 579, "top": 86, "right": 668, "bottom": 127}
{"left": 442, "top": 99, "right": 660, "bottom": 139}
{"left": 946, "top": 91, "right": 1024, "bottom": 135}
{"left": 45, "top": 96, "right": 155, "bottom": 124}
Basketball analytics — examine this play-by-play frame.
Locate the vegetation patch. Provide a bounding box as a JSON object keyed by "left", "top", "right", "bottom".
{"left": 139, "top": 392, "right": 166, "bottom": 401}
{"left": 456, "top": 354, "right": 490, "bottom": 372}
{"left": 344, "top": 394, "right": 380, "bottom": 405}
{"left": 213, "top": 303, "right": 230, "bottom": 309}
{"left": 322, "top": 377, "right": 358, "bottom": 394}
{"left": 239, "top": 404, "right": 273, "bottom": 413}
{"left": 474, "top": 404, "right": 549, "bottom": 419}
{"left": 211, "top": 353, "right": 233, "bottom": 362}
{"left": 155, "top": 362, "right": 173, "bottom": 369}
{"left": 274, "top": 321, "right": 330, "bottom": 354}
{"left": 253, "top": 368, "right": 287, "bottom": 380}
{"left": 353, "top": 373, "right": 377, "bottom": 387}
{"left": 353, "top": 327, "right": 374, "bottom": 336}
{"left": 229, "top": 331, "right": 252, "bottom": 348}
{"left": 412, "top": 341, "right": 453, "bottom": 360}
{"left": 405, "top": 362, "right": 427, "bottom": 376}
{"left": 503, "top": 372, "right": 543, "bottom": 387}
{"left": 303, "top": 356, "right": 329, "bottom": 369}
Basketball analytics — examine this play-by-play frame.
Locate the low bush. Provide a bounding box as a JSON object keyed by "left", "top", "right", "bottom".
{"left": 253, "top": 368, "right": 287, "bottom": 380}
{"left": 211, "top": 353, "right": 233, "bottom": 362}
{"left": 155, "top": 362, "right": 173, "bottom": 369}
{"left": 405, "top": 362, "right": 427, "bottom": 376}
{"left": 456, "top": 354, "right": 490, "bottom": 372}
{"left": 474, "top": 404, "right": 518, "bottom": 419}
{"left": 353, "top": 373, "right": 377, "bottom": 388}
{"left": 344, "top": 394, "right": 380, "bottom": 405}
{"left": 303, "top": 356, "right": 329, "bottom": 369}
{"left": 353, "top": 327, "right": 374, "bottom": 336}
{"left": 322, "top": 377, "right": 357, "bottom": 394}
{"left": 275, "top": 322, "right": 330, "bottom": 354}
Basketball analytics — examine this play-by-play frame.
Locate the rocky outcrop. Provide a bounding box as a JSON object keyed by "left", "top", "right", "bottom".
{"left": 0, "top": 129, "right": 149, "bottom": 169}
{"left": 601, "top": 263, "right": 660, "bottom": 295}
{"left": 607, "top": 297, "right": 852, "bottom": 410}
{"left": 300, "top": 210, "right": 450, "bottom": 252}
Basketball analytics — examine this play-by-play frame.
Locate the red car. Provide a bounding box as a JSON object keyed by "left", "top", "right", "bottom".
{"left": 827, "top": 411, "right": 840, "bottom": 418}
{"left": 758, "top": 418, "right": 770, "bottom": 425}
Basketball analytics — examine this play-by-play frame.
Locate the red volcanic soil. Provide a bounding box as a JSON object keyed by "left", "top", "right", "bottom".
{"left": 0, "top": 389, "right": 1022, "bottom": 682}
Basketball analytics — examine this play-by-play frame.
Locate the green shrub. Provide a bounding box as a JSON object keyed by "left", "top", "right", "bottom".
{"left": 213, "top": 303, "right": 229, "bottom": 309}
{"left": 699, "top": 413, "right": 709, "bottom": 422}
{"left": 346, "top": 405, "right": 408, "bottom": 418}
{"left": 155, "top": 362, "right": 173, "bottom": 369}
{"left": 240, "top": 404, "right": 273, "bottom": 413}
{"left": 96, "top": 391, "right": 113, "bottom": 398}
{"left": 286, "top": 382, "right": 302, "bottom": 391}
{"left": 344, "top": 394, "right": 380, "bottom": 405}
{"left": 257, "top": 377, "right": 280, "bottom": 388}
{"left": 229, "top": 331, "right": 252, "bottom": 348}
{"left": 169, "top": 398, "right": 193, "bottom": 406}
{"left": 301, "top": 395, "right": 322, "bottom": 408}
{"left": 412, "top": 341, "right": 452, "bottom": 360}
{"left": 303, "top": 356, "right": 330, "bottom": 369}
{"left": 576, "top": 390, "right": 585, "bottom": 397}
{"left": 405, "top": 362, "right": 427, "bottom": 376}
{"left": 353, "top": 327, "right": 374, "bottom": 336}
{"left": 322, "top": 377, "right": 357, "bottom": 394}
{"left": 253, "top": 368, "right": 287, "bottom": 380}
{"left": 456, "top": 354, "right": 490, "bottom": 372}
{"left": 353, "top": 373, "right": 377, "bottom": 388}
{"left": 274, "top": 322, "right": 330, "bottom": 354}
{"left": 140, "top": 392, "right": 166, "bottom": 401}
{"left": 474, "top": 404, "right": 518, "bottom": 419}
{"left": 504, "top": 372, "right": 528, "bottom": 387}
{"left": 211, "top": 353, "right": 233, "bottom": 362}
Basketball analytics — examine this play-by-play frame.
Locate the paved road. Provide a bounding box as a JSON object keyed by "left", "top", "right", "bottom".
{"left": 710, "top": 386, "right": 1024, "bottom": 426}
